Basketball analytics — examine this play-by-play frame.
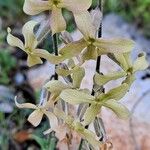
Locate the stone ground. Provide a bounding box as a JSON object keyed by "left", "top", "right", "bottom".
{"left": 28, "top": 14, "right": 150, "bottom": 150}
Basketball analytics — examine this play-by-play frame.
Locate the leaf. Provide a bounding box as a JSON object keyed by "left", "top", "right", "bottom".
{"left": 60, "top": 89, "right": 95, "bottom": 105}
{"left": 94, "top": 71, "right": 126, "bottom": 86}
{"left": 103, "top": 100, "right": 130, "bottom": 119}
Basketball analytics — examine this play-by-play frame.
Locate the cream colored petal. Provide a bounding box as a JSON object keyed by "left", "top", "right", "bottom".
{"left": 15, "top": 96, "right": 37, "bottom": 109}
{"left": 72, "top": 66, "right": 85, "bottom": 88}
{"left": 133, "top": 52, "right": 149, "bottom": 72}
{"left": 82, "top": 104, "right": 100, "bottom": 126}
{"left": 81, "top": 129, "right": 101, "bottom": 149}
{"left": 99, "top": 83, "right": 129, "bottom": 102}
{"left": 74, "top": 12, "right": 96, "bottom": 39}
{"left": 94, "top": 71, "right": 126, "bottom": 86}
{"left": 28, "top": 109, "right": 44, "bottom": 127}
{"left": 23, "top": 0, "right": 51, "bottom": 15}
{"left": 51, "top": 6, "right": 66, "bottom": 35}
{"left": 56, "top": 68, "right": 73, "bottom": 76}
{"left": 103, "top": 100, "right": 130, "bottom": 119}
{"left": 44, "top": 80, "right": 69, "bottom": 95}
{"left": 60, "top": 89, "right": 95, "bottom": 105}
{"left": 62, "top": 0, "right": 92, "bottom": 13}
{"left": 95, "top": 38, "right": 135, "bottom": 54}
{"left": 22, "top": 20, "right": 38, "bottom": 49}
{"left": 59, "top": 38, "right": 86, "bottom": 58}
{"left": 34, "top": 49, "right": 65, "bottom": 64}
{"left": 27, "top": 55, "right": 43, "bottom": 67}
{"left": 44, "top": 111, "right": 58, "bottom": 129}
{"left": 82, "top": 45, "right": 97, "bottom": 61}
{"left": 122, "top": 75, "right": 136, "bottom": 88}
{"left": 7, "top": 28, "right": 24, "bottom": 50}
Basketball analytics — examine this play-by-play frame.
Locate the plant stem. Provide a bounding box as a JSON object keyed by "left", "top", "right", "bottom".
{"left": 52, "top": 34, "right": 58, "bottom": 80}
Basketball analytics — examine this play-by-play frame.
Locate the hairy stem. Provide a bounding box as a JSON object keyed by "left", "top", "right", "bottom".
{"left": 52, "top": 34, "right": 59, "bottom": 80}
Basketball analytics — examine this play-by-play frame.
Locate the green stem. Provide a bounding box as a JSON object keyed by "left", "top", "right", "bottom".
{"left": 52, "top": 34, "right": 58, "bottom": 80}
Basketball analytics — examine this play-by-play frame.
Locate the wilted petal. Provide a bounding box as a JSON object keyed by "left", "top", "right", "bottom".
{"left": 15, "top": 96, "right": 37, "bottom": 109}
{"left": 60, "top": 89, "right": 95, "bottom": 105}
{"left": 7, "top": 28, "right": 24, "bottom": 50}
{"left": 27, "top": 55, "right": 43, "bottom": 67}
{"left": 51, "top": 6, "right": 66, "bottom": 35}
{"left": 28, "top": 109, "right": 44, "bottom": 127}
{"left": 94, "top": 71, "right": 126, "bottom": 86}
{"left": 82, "top": 45, "right": 97, "bottom": 61}
{"left": 59, "top": 38, "right": 86, "bottom": 58}
{"left": 133, "top": 52, "right": 149, "bottom": 72}
{"left": 95, "top": 38, "right": 135, "bottom": 54}
{"left": 72, "top": 66, "right": 85, "bottom": 88}
{"left": 62, "top": 0, "right": 92, "bottom": 13}
{"left": 44, "top": 80, "right": 69, "bottom": 96}
{"left": 103, "top": 100, "right": 130, "bottom": 119}
{"left": 23, "top": 0, "right": 51, "bottom": 15}
{"left": 74, "top": 12, "right": 96, "bottom": 39}
{"left": 83, "top": 104, "right": 100, "bottom": 126}
{"left": 99, "top": 83, "right": 129, "bottom": 102}
{"left": 22, "top": 20, "right": 38, "bottom": 49}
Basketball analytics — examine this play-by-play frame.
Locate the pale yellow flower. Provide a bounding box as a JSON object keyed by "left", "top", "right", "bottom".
{"left": 60, "top": 83, "right": 130, "bottom": 126}
{"left": 7, "top": 21, "right": 64, "bottom": 66}
{"left": 15, "top": 97, "right": 58, "bottom": 128}
{"left": 23, "top": 0, "right": 92, "bottom": 34}
{"left": 59, "top": 12, "right": 135, "bottom": 62}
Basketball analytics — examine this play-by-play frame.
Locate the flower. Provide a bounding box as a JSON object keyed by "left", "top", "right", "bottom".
{"left": 59, "top": 12, "right": 135, "bottom": 62}
{"left": 7, "top": 20, "right": 64, "bottom": 67}
{"left": 23, "top": 0, "right": 92, "bottom": 34}
{"left": 60, "top": 83, "right": 130, "bottom": 126}
{"left": 15, "top": 96, "right": 58, "bottom": 128}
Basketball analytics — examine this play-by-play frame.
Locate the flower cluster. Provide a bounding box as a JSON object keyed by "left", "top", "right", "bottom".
{"left": 7, "top": 0, "right": 148, "bottom": 149}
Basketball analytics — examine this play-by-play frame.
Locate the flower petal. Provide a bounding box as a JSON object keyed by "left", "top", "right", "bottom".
{"left": 95, "top": 38, "right": 135, "bottom": 54}
{"left": 94, "top": 71, "right": 126, "bottom": 86}
{"left": 81, "top": 45, "right": 97, "bottom": 61}
{"left": 81, "top": 129, "right": 101, "bottom": 149}
{"left": 103, "top": 100, "right": 130, "bottom": 119}
{"left": 27, "top": 55, "right": 43, "bottom": 67}
{"left": 60, "top": 89, "right": 95, "bottom": 105}
{"left": 56, "top": 68, "right": 73, "bottom": 76}
{"left": 44, "top": 80, "right": 69, "bottom": 96}
{"left": 23, "top": 0, "right": 51, "bottom": 15}
{"left": 7, "top": 28, "right": 24, "bottom": 50}
{"left": 59, "top": 38, "right": 86, "bottom": 58}
{"left": 15, "top": 96, "right": 37, "bottom": 109}
{"left": 133, "top": 52, "right": 149, "bottom": 72}
{"left": 44, "top": 111, "right": 58, "bottom": 129}
{"left": 22, "top": 20, "right": 38, "bottom": 49}
{"left": 72, "top": 66, "right": 85, "bottom": 88}
{"left": 28, "top": 109, "right": 44, "bottom": 127}
{"left": 99, "top": 83, "right": 129, "bottom": 102}
{"left": 34, "top": 49, "right": 65, "bottom": 64}
{"left": 51, "top": 6, "right": 66, "bottom": 35}
{"left": 82, "top": 104, "right": 100, "bottom": 126}
{"left": 62, "top": 0, "right": 92, "bottom": 13}
{"left": 74, "top": 12, "right": 96, "bottom": 39}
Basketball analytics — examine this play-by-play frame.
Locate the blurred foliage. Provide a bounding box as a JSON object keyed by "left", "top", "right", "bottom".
{"left": 0, "top": 50, "right": 16, "bottom": 84}
{"left": 104, "top": 0, "right": 150, "bottom": 38}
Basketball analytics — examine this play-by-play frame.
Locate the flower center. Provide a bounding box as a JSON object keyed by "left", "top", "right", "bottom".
{"left": 87, "top": 37, "right": 95, "bottom": 45}
{"left": 127, "top": 67, "right": 133, "bottom": 75}
{"left": 25, "top": 47, "right": 33, "bottom": 54}
{"left": 52, "top": 0, "right": 61, "bottom": 6}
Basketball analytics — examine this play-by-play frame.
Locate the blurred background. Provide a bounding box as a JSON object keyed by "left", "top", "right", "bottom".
{"left": 0, "top": 0, "right": 150, "bottom": 149}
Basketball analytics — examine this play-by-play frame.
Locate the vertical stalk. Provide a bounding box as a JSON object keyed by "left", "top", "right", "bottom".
{"left": 52, "top": 34, "right": 59, "bottom": 80}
